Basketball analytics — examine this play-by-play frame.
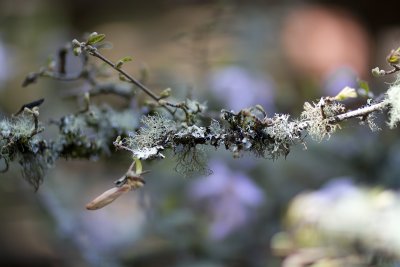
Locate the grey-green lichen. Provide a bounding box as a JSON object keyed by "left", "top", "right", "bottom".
{"left": 0, "top": 113, "right": 37, "bottom": 159}
{"left": 174, "top": 145, "right": 212, "bottom": 177}
{"left": 385, "top": 75, "right": 400, "bottom": 129}
{"left": 263, "top": 114, "right": 301, "bottom": 159}
{"left": 0, "top": 111, "right": 48, "bottom": 189}
{"left": 126, "top": 113, "right": 176, "bottom": 150}
{"left": 3, "top": 92, "right": 382, "bottom": 188}
{"left": 0, "top": 104, "right": 140, "bottom": 189}
{"left": 301, "top": 99, "right": 345, "bottom": 142}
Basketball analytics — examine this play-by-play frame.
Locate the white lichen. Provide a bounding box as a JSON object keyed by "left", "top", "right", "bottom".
{"left": 265, "top": 114, "right": 294, "bottom": 141}
{"left": 385, "top": 76, "right": 400, "bottom": 129}
{"left": 263, "top": 114, "right": 299, "bottom": 159}
{"left": 0, "top": 119, "right": 11, "bottom": 138}
{"left": 133, "top": 145, "right": 165, "bottom": 160}
{"left": 127, "top": 113, "right": 176, "bottom": 150}
{"left": 359, "top": 113, "right": 381, "bottom": 132}
{"left": 301, "top": 99, "right": 344, "bottom": 142}
{"left": 174, "top": 125, "right": 206, "bottom": 139}
{"left": 10, "top": 114, "right": 35, "bottom": 139}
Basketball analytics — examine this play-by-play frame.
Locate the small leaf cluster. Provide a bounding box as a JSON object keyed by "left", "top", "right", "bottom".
{"left": 372, "top": 46, "right": 400, "bottom": 77}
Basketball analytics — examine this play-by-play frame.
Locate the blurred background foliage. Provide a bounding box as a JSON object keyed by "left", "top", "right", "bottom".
{"left": 0, "top": 0, "right": 399, "bottom": 266}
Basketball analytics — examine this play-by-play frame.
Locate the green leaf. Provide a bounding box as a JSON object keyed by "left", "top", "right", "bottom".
{"left": 87, "top": 33, "right": 106, "bottom": 45}
{"left": 357, "top": 79, "right": 370, "bottom": 94}
{"left": 115, "top": 56, "right": 132, "bottom": 69}
{"left": 95, "top": 41, "right": 113, "bottom": 50}
{"left": 133, "top": 158, "right": 142, "bottom": 174}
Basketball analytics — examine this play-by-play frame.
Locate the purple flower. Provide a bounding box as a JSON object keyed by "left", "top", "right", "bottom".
{"left": 209, "top": 66, "right": 275, "bottom": 113}
{"left": 314, "top": 177, "right": 358, "bottom": 203}
{"left": 39, "top": 184, "right": 146, "bottom": 266}
{"left": 292, "top": 177, "right": 358, "bottom": 224}
{"left": 188, "top": 160, "right": 265, "bottom": 240}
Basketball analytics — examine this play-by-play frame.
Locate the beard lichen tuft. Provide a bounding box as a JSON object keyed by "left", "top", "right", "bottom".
{"left": 19, "top": 153, "right": 47, "bottom": 191}
{"left": 174, "top": 145, "right": 212, "bottom": 177}
{"left": 360, "top": 113, "right": 381, "bottom": 132}
{"left": 126, "top": 113, "right": 176, "bottom": 150}
{"left": 385, "top": 75, "right": 400, "bottom": 129}
{"left": 301, "top": 99, "right": 344, "bottom": 142}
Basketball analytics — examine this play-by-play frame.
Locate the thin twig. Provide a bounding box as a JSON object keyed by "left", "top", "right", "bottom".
{"left": 113, "top": 140, "right": 135, "bottom": 153}
{"left": 89, "top": 50, "right": 160, "bottom": 102}
{"left": 87, "top": 49, "right": 174, "bottom": 114}
{"left": 331, "top": 101, "right": 388, "bottom": 123}
{"left": 384, "top": 65, "right": 400, "bottom": 75}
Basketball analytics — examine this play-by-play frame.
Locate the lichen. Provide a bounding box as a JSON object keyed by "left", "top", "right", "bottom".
{"left": 174, "top": 145, "right": 211, "bottom": 177}
{"left": 133, "top": 145, "right": 165, "bottom": 160}
{"left": 19, "top": 152, "right": 47, "bottom": 191}
{"left": 126, "top": 113, "right": 176, "bottom": 150}
{"left": 359, "top": 113, "right": 381, "bottom": 132}
{"left": 174, "top": 125, "right": 206, "bottom": 140}
{"left": 301, "top": 99, "right": 344, "bottom": 142}
{"left": 263, "top": 114, "right": 298, "bottom": 159}
{"left": 0, "top": 119, "right": 11, "bottom": 138}
{"left": 10, "top": 114, "right": 35, "bottom": 139}
{"left": 385, "top": 75, "right": 400, "bottom": 129}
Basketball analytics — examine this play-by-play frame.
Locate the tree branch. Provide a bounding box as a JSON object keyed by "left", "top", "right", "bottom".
{"left": 6, "top": 33, "right": 399, "bottom": 191}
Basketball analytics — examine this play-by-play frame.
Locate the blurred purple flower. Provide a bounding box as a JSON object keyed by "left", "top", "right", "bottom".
{"left": 295, "top": 177, "right": 359, "bottom": 224}
{"left": 311, "top": 177, "right": 358, "bottom": 206}
{"left": 323, "top": 67, "right": 358, "bottom": 97}
{"left": 39, "top": 183, "right": 146, "bottom": 266}
{"left": 188, "top": 160, "right": 265, "bottom": 240}
{"left": 209, "top": 66, "right": 275, "bottom": 113}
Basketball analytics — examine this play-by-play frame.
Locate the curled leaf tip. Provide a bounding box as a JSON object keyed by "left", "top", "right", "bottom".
{"left": 134, "top": 158, "right": 142, "bottom": 174}
{"left": 86, "top": 185, "right": 130, "bottom": 210}
{"left": 334, "top": 86, "right": 357, "bottom": 101}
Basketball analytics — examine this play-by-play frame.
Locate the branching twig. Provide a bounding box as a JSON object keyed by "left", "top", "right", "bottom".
{"left": 89, "top": 50, "right": 161, "bottom": 102}
{"left": 72, "top": 39, "right": 178, "bottom": 115}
